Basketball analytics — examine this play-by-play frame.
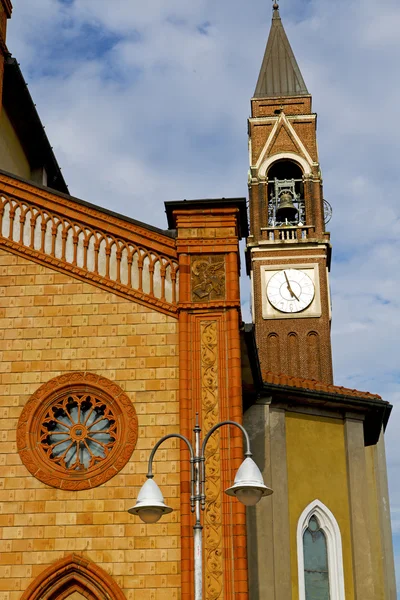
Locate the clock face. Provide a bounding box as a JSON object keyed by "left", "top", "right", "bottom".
{"left": 266, "top": 269, "right": 315, "bottom": 313}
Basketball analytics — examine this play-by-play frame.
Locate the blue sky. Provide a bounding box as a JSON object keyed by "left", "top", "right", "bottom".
{"left": 7, "top": 0, "right": 400, "bottom": 592}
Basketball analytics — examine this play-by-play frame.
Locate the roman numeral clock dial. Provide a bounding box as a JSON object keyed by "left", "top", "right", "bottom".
{"left": 266, "top": 269, "right": 315, "bottom": 313}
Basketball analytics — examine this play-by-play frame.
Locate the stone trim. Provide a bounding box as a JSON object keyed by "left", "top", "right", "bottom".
{"left": 297, "top": 499, "right": 345, "bottom": 600}
{"left": 255, "top": 110, "right": 315, "bottom": 171}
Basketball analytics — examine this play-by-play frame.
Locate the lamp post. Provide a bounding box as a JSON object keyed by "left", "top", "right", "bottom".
{"left": 128, "top": 417, "right": 272, "bottom": 600}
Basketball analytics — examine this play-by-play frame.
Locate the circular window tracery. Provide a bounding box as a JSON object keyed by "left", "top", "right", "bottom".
{"left": 17, "top": 372, "right": 138, "bottom": 490}
{"left": 41, "top": 393, "right": 117, "bottom": 471}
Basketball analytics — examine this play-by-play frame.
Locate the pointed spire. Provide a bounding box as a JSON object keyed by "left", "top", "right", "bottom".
{"left": 254, "top": 3, "right": 308, "bottom": 98}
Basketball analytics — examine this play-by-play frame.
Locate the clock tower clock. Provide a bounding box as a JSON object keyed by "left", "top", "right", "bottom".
{"left": 247, "top": 2, "right": 333, "bottom": 383}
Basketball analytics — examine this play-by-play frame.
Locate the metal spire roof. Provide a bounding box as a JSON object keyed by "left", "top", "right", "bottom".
{"left": 254, "top": 2, "right": 309, "bottom": 98}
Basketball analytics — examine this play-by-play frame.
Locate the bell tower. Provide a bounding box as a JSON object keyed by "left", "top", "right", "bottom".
{"left": 247, "top": 1, "right": 333, "bottom": 383}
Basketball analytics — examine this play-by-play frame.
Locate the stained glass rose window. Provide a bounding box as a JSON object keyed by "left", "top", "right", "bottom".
{"left": 17, "top": 372, "right": 138, "bottom": 490}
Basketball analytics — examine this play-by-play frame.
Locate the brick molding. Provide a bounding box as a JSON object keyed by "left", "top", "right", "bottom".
{"left": 20, "top": 553, "right": 125, "bottom": 600}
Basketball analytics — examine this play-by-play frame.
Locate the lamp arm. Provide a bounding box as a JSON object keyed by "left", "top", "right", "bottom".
{"left": 199, "top": 420, "right": 253, "bottom": 508}
{"left": 200, "top": 420, "right": 252, "bottom": 459}
{"left": 146, "top": 433, "right": 196, "bottom": 511}
{"left": 147, "top": 433, "right": 194, "bottom": 477}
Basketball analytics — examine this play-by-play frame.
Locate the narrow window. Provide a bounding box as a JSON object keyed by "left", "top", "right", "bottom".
{"left": 303, "top": 515, "right": 330, "bottom": 599}
{"left": 297, "top": 500, "right": 345, "bottom": 600}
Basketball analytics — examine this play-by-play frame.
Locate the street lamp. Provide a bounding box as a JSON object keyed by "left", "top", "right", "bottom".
{"left": 128, "top": 417, "right": 272, "bottom": 600}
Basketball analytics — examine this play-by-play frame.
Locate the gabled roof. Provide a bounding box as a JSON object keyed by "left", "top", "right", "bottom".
{"left": 3, "top": 56, "right": 69, "bottom": 194}
{"left": 254, "top": 5, "right": 309, "bottom": 98}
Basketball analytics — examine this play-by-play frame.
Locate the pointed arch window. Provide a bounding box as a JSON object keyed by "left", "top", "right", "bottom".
{"left": 303, "top": 515, "right": 330, "bottom": 599}
{"left": 297, "top": 500, "right": 345, "bottom": 600}
{"left": 20, "top": 554, "right": 126, "bottom": 600}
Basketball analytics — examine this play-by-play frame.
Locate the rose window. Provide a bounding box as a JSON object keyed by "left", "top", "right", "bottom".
{"left": 41, "top": 394, "right": 117, "bottom": 471}
{"left": 17, "top": 372, "right": 138, "bottom": 490}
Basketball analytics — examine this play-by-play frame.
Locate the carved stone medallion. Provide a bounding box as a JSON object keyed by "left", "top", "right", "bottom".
{"left": 191, "top": 255, "right": 226, "bottom": 302}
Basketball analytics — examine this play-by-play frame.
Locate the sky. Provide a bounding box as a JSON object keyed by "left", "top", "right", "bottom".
{"left": 6, "top": 0, "right": 400, "bottom": 592}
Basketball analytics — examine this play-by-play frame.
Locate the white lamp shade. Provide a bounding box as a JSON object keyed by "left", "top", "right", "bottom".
{"left": 128, "top": 478, "right": 173, "bottom": 523}
{"left": 225, "top": 457, "right": 273, "bottom": 506}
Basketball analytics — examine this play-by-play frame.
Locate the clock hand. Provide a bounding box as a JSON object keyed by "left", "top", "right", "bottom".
{"left": 283, "top": 271, "right": 293, "bottom": 294}
{"left": 291, "top": 289, "right": 300, "bottom": 302}
{"left": 283, "top": 271, "right": 300, "bottom": 302}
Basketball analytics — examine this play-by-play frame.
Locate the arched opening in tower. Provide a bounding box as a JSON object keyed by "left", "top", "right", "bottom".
{"left": 267, "top": 160, "right": 305, "bottom": 226}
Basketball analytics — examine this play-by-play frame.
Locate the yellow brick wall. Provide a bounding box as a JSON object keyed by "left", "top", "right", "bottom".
{"left": 0, "top": 248, "right": 180, "bottom": 600}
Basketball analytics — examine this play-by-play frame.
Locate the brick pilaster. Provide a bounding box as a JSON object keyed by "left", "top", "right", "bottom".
{"left": 166, "top": 199, "right": 249, "bottom": 600}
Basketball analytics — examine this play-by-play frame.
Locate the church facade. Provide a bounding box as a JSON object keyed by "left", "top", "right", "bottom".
{"left": 0, "top": 2, "right": 396, "bottom": 600}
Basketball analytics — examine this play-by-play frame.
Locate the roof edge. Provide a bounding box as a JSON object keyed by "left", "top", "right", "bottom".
{"left": 0, "top": 168, "right": 176, "bottom": 240}
{"left": 3, "top": 57, "right": 69, "bottom": 194}
{"left": 261, "top": 380, "right": 392, "bottom": 447}
{"left": 262, "top": 379, "right": 386, "bottom": 408}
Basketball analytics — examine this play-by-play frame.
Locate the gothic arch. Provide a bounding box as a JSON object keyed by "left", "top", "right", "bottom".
{"left": 297, "top": 499, "right": 345, "bottom": 600}
{"left": 20, "top": 554, "right": 125, "bottom": 600}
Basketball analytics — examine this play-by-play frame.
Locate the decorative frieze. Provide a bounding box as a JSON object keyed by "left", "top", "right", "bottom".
{"left": 200, "top": 321, "right": 224, "bottom": 600}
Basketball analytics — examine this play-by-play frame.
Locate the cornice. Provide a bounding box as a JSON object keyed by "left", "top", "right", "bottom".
{"left": 1, "top": 240, "right": 178, "bottom": 318}
{"left": 249, "top": 114, "right": 316, "bottom": 124}
{"left": 0, "top": 173, "right": 177, "bottom": 257}
{"left": 176, "top": 238, "right": 239, "bottom": 252}
{"left": 178, "top": 300, "right": 241, "bottom": 311}
{"left": 260, "top": 381, "right": 391, "bottom": 447}
{"left": 251, "top": 94, "right": 312, "bottom": 102}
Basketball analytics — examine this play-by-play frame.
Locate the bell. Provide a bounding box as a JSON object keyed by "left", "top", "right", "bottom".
{"left": 276, "top": 192, "right": 298, "bottom": 222}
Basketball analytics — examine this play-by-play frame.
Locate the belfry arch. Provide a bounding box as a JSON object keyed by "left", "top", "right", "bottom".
{"left": 20, "top": 555, "right": 125, "bottom": 600}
